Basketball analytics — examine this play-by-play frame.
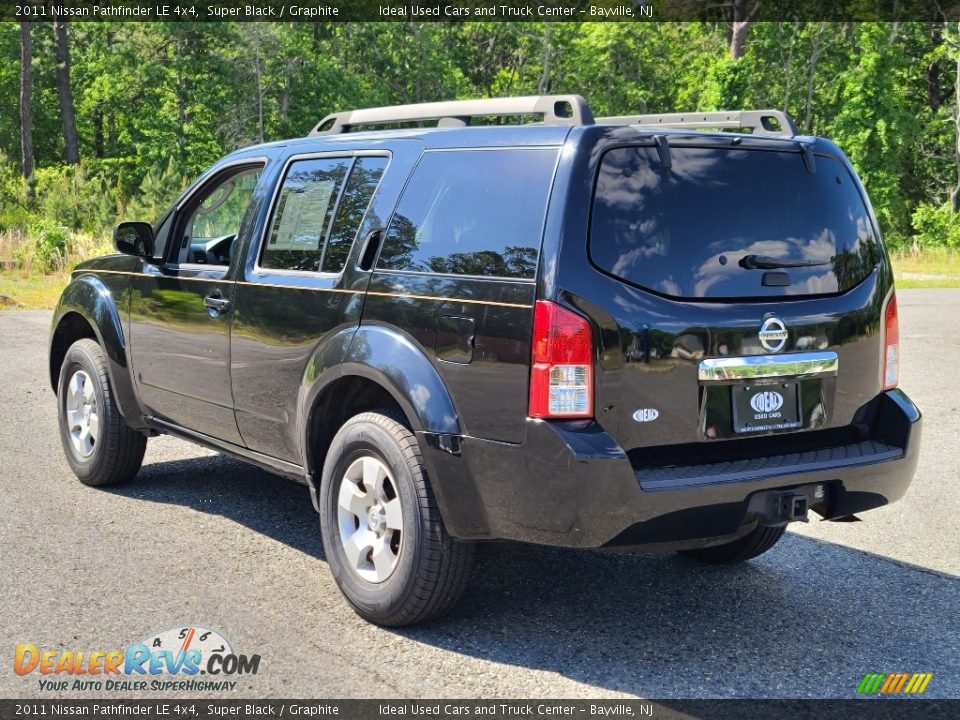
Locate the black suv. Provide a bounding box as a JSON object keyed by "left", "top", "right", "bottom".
{"left": 49, "top": 96, "right": 921, "bottom": 626}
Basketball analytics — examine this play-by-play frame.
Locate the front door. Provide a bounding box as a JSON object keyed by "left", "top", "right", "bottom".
{"left": 129, "top": 161, "right": 265, "bottom": 443}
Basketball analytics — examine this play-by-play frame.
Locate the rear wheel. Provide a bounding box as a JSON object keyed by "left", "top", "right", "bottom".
{"left": 679, "top": 524, "right": 786, "bottom": 564}
{"left": 319, "top": 410, "right": 474, "bottom": 626}
{"left": 57, "top": 338, "right": 146, "bottom": 487}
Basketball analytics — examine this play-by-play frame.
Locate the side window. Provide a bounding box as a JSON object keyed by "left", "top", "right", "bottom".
{"left": 261, "top": 158, "right": 350, "bottom": 272}
{"left": 322, "top": 157, "right": 389, "bottom": 273}
{"left": 181, "top": 167, "right": 262, "bottom": 265}
{"left": 377, "top": 149, "right": 557, "bottom": 279}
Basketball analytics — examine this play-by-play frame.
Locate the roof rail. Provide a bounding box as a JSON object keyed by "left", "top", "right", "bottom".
{"left": 595, "top": 110, "right": 799, "bottom": 138}
{"left": 308, "top": 95, "right": 595, "bottom": 136}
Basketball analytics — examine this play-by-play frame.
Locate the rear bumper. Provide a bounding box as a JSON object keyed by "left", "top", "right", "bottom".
{"left": 421, "top": 389, "right": 922, "bottom": 548}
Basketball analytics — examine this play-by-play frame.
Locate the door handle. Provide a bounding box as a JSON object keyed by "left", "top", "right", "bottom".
{"left": 203, "top": 291, "right": 231, "bottom": 317}
{"left": 357, "top": 227, "right": 385, "bottom": 271}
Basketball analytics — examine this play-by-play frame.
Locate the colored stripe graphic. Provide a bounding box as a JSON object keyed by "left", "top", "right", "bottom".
{"left": 857, "top": 674, "right": 886, "bottom": 694}
{"left": 912, "top": 674, "right": 933, "bottom": 694}
{"left": 880, "top": 674, "right": 897, "bottom": 693}
{"left": 858, "top": 673, "right": 933, "bottom": 695}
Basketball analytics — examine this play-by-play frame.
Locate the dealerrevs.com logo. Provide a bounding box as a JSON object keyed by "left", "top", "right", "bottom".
{"left": 14, "top": 625, "right": 261, "bottom": 692}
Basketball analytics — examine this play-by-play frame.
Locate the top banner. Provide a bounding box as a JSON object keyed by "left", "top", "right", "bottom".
{"left": 8, "top": 0, "right": 960, "bottom": 23}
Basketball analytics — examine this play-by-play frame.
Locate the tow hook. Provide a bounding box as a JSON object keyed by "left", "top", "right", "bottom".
{"left": 778, "top": 493, "right": 809, "bottom": 523}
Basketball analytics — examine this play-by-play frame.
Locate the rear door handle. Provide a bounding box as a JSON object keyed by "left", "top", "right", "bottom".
{"left": 357, "top": 227, "right": 385, "bottom": 271}
{"left": 203, "top": 291, "right": 231, "bottom": 317}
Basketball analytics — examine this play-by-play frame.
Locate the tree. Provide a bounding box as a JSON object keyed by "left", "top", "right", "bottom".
{"left": 831, "top": 23, "right": 920, "bottom": 240}
{"left": 730, "top": 0, "right": 759, "bottom": 60}
{"left": 52, "top": 17, "right": 79, "bottom": 164}
{"left": 946, "top": 23, "right": 960, "bottom": 212}
{"left": 19, "top": 21, "right": 34, "bottom": 204}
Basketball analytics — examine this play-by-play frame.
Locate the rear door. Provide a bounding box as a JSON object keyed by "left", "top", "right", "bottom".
{"left": 230, "top": 151, "right": 394, "bottom": 462}
{"left": 554, "top": 128, "right": 890, "bottom": 457}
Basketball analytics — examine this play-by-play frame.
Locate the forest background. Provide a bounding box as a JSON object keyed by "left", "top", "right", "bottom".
{"left": 3, "top": 19, "right": 960, "bottom": 306}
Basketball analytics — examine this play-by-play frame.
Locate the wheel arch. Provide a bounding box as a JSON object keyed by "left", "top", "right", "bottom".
{"left": 49, "top": 274, "right": 148, "bottom": 429}
{"left": 49, "top": 311, "right": 98, "bottom": 392}
{"left": 298, "top": 323, "right": 461, "bottom": 480}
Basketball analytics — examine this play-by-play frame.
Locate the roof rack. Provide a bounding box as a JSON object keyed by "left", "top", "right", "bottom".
{"left": 594, "top": 110, "right": 799, "bottom": 138}
{"left": 307, "top": 99, "right": 799, "bottom": 139}
{"left": 308, "top": 94, "right": 595, "bottom": 136}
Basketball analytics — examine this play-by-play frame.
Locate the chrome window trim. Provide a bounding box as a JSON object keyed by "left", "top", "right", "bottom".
{"left": 698, "top": 351, "right": 839, "bottom": 382}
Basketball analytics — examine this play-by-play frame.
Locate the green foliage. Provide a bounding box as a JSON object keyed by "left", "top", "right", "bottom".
{"left": 830, "top": 24, "right": 920, "bottom": 240}
{"left": 911, "top": 203, "right": 960, "bottom": 249}
{"left": 4, "top": 20, "right": 960, "bottom": 272}
{"left": 14, "top": 219, "right": 69, "bottom": 271}
{"left": 127, "top": 157, "right": 190, "bottom": 224}
{"left": 0, "top": 151, "right": 30, "bottom": 231}
{"left": 33, "top": 164, "right": 117, "bottom": 233}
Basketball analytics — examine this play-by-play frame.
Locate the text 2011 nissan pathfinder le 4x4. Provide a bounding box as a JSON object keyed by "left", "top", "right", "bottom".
{"left": 48, "top": 96, "right": 921, "bottom": 625}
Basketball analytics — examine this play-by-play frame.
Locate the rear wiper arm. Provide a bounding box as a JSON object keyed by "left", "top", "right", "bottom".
{"left": 739, "top": 254, "right": 830, "bottom": 270}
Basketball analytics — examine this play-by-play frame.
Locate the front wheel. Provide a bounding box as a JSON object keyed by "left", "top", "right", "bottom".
{"left": 319, "top": 410, "right": 473, "bottom": 626}
{"left": 57, "top": 338, "right": 146, "bottom": 487}
{"left": 679, "top": 524, "right": 786, "bottom": 564}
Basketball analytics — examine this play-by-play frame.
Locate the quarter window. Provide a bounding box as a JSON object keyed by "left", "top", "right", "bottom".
{"left": 377, "top": 149, "right": 558, "bottom": 279}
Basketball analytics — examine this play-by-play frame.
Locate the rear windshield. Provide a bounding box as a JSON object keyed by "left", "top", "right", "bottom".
{"left": 590, "top": 146, "right": 880, "bottom": 299}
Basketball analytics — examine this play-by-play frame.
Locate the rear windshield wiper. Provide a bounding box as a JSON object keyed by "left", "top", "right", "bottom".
{"left": 739, "top": 254, "right": 830, "bottom": 270}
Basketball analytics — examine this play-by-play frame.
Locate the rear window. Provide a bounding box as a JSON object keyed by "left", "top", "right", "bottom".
{"left": 377, "top": 148, "right": 558, "bottom": 279}
{"left": 590, "top": 146, "right": 880, "bottom": 299}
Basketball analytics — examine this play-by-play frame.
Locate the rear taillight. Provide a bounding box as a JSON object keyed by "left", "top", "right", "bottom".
{"left": 529, "top": 300, "right": 594, "bottom": 419}
{"left": 883, "top": 292, "right": 899, "bottom": 390}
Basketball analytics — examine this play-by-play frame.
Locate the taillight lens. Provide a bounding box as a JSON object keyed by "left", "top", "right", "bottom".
{"left": 529, "top": 300, "right": 594, "bottom": 418}
{"left": 883, "top": 292, "right": 899, "bottom": 390}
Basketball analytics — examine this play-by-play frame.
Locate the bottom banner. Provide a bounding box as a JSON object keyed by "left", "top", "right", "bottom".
{"left": 2, "top": 699, "right": 959, "bottom": 720}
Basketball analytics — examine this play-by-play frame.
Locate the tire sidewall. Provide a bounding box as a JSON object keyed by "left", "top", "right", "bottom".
{"left": 319, "top": 418, "right": 425, "bottom": 618}
{"left": 57, "top": 343, "right": 108, "bottom": 480}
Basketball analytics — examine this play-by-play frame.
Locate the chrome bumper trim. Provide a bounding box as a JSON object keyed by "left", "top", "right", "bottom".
{"left": 698, "top": 351, "right": 839, "bottom": 382}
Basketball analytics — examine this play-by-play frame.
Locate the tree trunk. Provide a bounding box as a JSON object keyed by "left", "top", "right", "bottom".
{"left": 255, "top": 50, "right": 265, "bottom": 144}
{"left": 107, "top": 112, "right": 116, "bottom": 155}
{"left": 537, "top": 24, "right": 552, "bottom": 94}
{"left": 780, "top": 26, "right": 797, "bottom": 113}
{"left": 730, "top": 0, "right": 757, "bottom": 60}
{"left": 803, "top": 26, "right": 825, "bottom": 134}
{"left": 19, "top": 22, "right": 34, "bottom": 204}
{"left": 280, "top": 61, "right": 291, "bottom": 126}
{"left": 93, "top": 107, "right": 104, "bottom": 158}
{"left": 951, "top": 40, "right": 960, "bottom": 213}
{"left": 175, "top": 35, "right": 188, "bottom": 160}
{"left": 53, "top": 18, "right": 80, "bottom": 164}
{"left": 929, "top": 23, "right": 944, "bottom": 111}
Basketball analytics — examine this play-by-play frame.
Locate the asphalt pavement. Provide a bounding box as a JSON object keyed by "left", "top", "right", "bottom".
{"left": 1, "top": 289, "right": 958, "bottom": 700}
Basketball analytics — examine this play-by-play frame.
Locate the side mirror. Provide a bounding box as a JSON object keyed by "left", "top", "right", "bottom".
{"left": 114, "top": 221, "right": 155, "bottom": 258}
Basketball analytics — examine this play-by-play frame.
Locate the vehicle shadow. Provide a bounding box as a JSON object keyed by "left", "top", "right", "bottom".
{"left": 111, "top": 453, "right": 960, "bottom": 699}
{"left": 111, "top": 450, "right": 325, "bottom": 560}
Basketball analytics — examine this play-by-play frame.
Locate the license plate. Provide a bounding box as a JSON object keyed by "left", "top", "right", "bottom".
{"left": 732, "top": 381, "right": 801, "bottom": 433}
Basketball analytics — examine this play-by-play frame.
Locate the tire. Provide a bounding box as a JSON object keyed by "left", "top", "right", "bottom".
{"left": 57, "top": 338, "right": 146, "bottom": 487}
{"left": 679, "top": 524, "right": 786, "bottom": 565}
{"left": 319, "top": 410, "right": 474, "bottom": 626}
